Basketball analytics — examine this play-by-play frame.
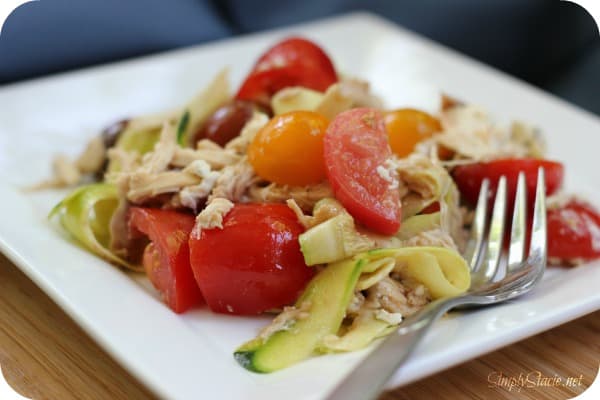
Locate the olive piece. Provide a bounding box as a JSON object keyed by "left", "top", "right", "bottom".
{"left": 96, "top": 118, "right": 129, "bottom": 178}
{"left": 194, "top": 101, "right": 255, "bottom": 146}
{"left": 101, "top": 118, "right": 129, "bottom": 149}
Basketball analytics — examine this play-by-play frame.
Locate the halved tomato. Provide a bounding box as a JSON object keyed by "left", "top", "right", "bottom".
{"left": 547, "top": 199, "right": 600, "bottom": 264}
{"left": 129, "top": 208, "right": 203, "bottom": 313}
{"left": 452, "top": 158, "right": 564, "bottom": 210}
{"left": 324, "top": 108, "right": 401, "bottom": 235}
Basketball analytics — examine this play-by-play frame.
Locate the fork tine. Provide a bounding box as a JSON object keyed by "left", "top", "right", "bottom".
{"left": 473, "top": 176, "right": 507, "bottom": 284}
{"left": 507, "top": 172, "right": 527, "bottom": 270}
{"left": 529, "top": 168, "right": 547, "bottom": 273}
{"left": 483, "top": 168, "right": 547, "bottom": 295}
{"left": 464, "top": 179, "right": 489, "bottom": 270}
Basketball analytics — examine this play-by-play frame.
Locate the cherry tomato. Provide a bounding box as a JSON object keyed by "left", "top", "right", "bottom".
{"left": 194, "top": 100, "right": 255, "bottom": 146}
{"left": 324, "top": 108, "right": 401, "bottom": 235}
{"left": 129, "top": 208, "right": 203, "bottom": 313}
{"left": 236, "top": 37, "right": 338, "bottom": 106}
{"left": 547, "top": 200, "right": 600, "bottom": 264}
{"left": 384, "top": 108, "right": 442, "bottom": 158}
{"left": 189, "top": 204, "right": 314, "bottom": 315}
{"left": 248, "top": 111, "right": 328, "bottom": 186}
{"left": 452, "top": 158, "right": 564, "bottom": 210}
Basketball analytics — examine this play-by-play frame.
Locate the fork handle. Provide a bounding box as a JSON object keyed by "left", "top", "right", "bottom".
{"left": 325, "top": 294, "right": 483, "bottom": 400}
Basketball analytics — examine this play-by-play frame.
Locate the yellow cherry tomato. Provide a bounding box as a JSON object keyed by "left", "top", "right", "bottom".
{"left": 248, "top": 111, "right": 328, "bottom": 186}
{"left": 384, "top": 108, "right": 442, "bottom": 158}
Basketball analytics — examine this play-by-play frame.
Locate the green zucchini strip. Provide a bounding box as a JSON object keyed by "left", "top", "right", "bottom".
{"left": 49, "top": 183, "right": 140, "bottom": 271}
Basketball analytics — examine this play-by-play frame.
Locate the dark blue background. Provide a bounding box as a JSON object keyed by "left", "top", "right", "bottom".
{"left": 1, "top": 0, "right": 598, "bottom": 114}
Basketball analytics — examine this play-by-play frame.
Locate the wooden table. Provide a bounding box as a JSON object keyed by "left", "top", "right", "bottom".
{"left": 1, "top": 252, "right": 598, "bottom": 400}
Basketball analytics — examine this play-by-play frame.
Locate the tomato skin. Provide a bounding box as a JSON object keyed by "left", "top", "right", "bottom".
{"left": 453, "top": 158, "right": 564, "bottom": 209}
{"left": 248, "top": 111, "right": 328, "bottom": 186}
{"left": 547, "top": 200, "right": 600, "bottom": 264}
{"left": 324, "top": 108, "right": 401, "bottom": 235}
{"left": 236, "top": 37, "right": 338, "bottom": 106}
{"left": 129, "top": 208, "right": 203, "bottom": 314}
{"left": 421, "top": 202, "right": 440, "bottom": 214}
{"left": 189, "top": 204, "right": 314, "bottom": 315}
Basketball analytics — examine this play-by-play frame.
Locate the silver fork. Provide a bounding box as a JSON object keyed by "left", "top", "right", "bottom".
{"left": 326, "top": 169, "right": 547, "bottom": 400}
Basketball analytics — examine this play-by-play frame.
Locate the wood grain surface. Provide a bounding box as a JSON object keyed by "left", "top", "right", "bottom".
{"left": 0, "top": 252, "right": 598, "bottom": 400}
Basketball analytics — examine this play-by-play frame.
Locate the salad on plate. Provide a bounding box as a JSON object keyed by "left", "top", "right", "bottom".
{"left": 36, "top": 37, "right": 600, "bottom": 373}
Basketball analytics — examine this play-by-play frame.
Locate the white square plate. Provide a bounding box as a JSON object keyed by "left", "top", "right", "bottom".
{"left": 1, "top": 12, "right": 599, "bottom": 400}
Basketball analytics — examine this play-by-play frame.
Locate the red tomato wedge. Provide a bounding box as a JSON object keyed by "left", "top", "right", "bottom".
{"left": 421, "top": 202, "right": 440, "bottom": 214}
{"left": 129, "top": 208, "right": 203, "bottom": 313}
{"left": 452, "top": 158, "right": 564, "bottom": 209}
{"left": 547, "top": 199, "right": 600, "bottom": 264}
{"left": 324, "top": 108, "right": 401, "bottom": 235}
{"left": 236, "top": 37, "right": 338, "bottom": 106}
{"left": 189, "top": 204, "right": 314, "bottom": 315}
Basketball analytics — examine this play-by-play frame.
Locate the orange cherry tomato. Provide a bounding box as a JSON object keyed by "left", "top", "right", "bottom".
{"left": 384, "top": 108, "right": 443, "bottom": 158}
{"left": 248, "top": 111, "right": 328, "bottom": 186}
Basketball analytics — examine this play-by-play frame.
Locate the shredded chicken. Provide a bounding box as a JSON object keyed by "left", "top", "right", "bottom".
{"left": 170, "top": 161, "right": 220, "bottom": 211}
{"left": 27, "top": 136, "right": 107, "bottom": 190}
{"left": 110, "top": 124, "right": 182, "bottom": 203}
{"left": 138, "top": 122, "right": 239, "bottom": 173}
{"left": 315, "top": 78, "right": 383, "bottom": 120}
{"left": 196, "top": 139, "right": 222, "bottom": 151}
{"left": 257, "top": 301, "right": 311, "bottom": 341}
{"left": 400, "top": 228, "right": 458, "bottom": 250}
{"left": 127, "top": 170, "right": 201, "bottom": 204}
{"left": 406, "top": 282, "right": 430, "bottom": 308}
{"left": 391, "top": 154, "right": 447, "bottom": 201}
{"left": 427, "top": 105, "right": 546, "bottom": 161}
{"left": 313, "top": 198, "right": 347, "bottom": 221}
{"left": 135, "top": 122, "right": 177, "bottom": 173}
{"left": 361, "top": 231, "right": 402, "bottom": 249}
{"left": 194, "top": 198, "right": 234, "bottom": 235}
{"left": 124, "top": 108, "right": 180, "bottom": 134}
{"left": 286, "top": 199, "right": 312, "bottom": 227}
{"left": 249, "top": 182, "right": 334, "bottom": 211}
{"left": 105, "top": 147, "right": 140, "bottom": 177}
{"left": 374, "top": 309, "right": 403, "bottom": 325}
{"left": 366, "top": 276, "right": 430, "bottom": 317}
{"left": 346, "top": 291, "right": 366, "bottom": 318}
{"left": 52, "top": 155, "right": 81, "bottom": 186}
{"left": 324, "top": 277, "right": 429, "bottom": 351}
{"left": 510, "top": 121, "right": 546, "bottom": 158}
{"left": 327, "top": 278, "right": 425, "bottom": 349}
{"left": 109, "top": 123, "right": 243, "bottom": 207}
{"left": 208, "top": 157, "right": 258, "bottom": 202}
{"left": 170, "top": 147, "right": 240, "bottom": 170}
{"left": 75, "top": 135, "right": 106, "bottom": 173}
{"left": 286, "top": 197, "right": 346, "bottom": 229}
